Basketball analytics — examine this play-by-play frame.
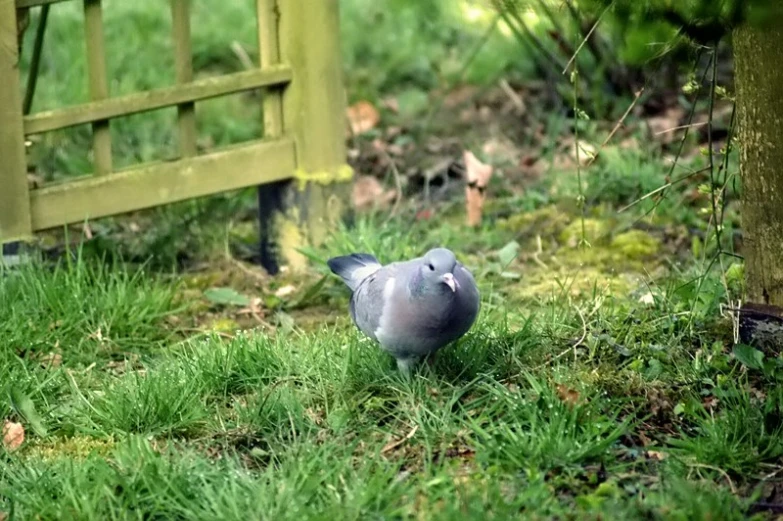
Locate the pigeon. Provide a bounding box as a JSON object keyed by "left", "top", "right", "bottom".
{"left": 327, "top": 247, "right": 480, "bottom": 373}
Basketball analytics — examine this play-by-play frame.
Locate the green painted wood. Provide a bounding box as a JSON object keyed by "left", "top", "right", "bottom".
{"left": 0, "top": 0, "right": 33, "bottom": 242}
{"left": 273, "top": 0, "right": 351, "bottom": 271}
{"left": 16, "top": 0, "right": 68, "bottom": 8}
{"left": 83, "top": 0, "right": 112, "bottom": 174}
{"left": 171, "top": 0, "right": 196, "bottom": 157}
{"left": 257, "top": 0, "right": 283, "bottom": 137}
{"left": 30, "top": 138, "right": 295, "bottom": 230}
{"left": 280, "top": 0, "right": 347, "bottom": 172}
{"left": 24, "top": 66, "right": 292, "bottom": 134}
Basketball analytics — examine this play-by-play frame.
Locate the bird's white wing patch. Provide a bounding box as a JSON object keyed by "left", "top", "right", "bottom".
{"left": 352, "top": 263, "right": 382, "bottom": 283}
{"left": 373, "top": 276, "right": 396, "bottom": 341}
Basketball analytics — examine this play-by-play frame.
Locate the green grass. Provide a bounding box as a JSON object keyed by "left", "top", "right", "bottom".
{"left": 3, "top": 1, "right": 770, "bottom": 518}
{"left": 0, "top": 203, "right": 776, "bottom": 519}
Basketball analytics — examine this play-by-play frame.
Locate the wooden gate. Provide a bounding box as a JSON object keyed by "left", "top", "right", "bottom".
{"left": 0, "top": 0, "right": 351, "bottom": 272}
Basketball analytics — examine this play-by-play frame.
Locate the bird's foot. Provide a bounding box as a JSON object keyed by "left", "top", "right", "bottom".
{"left": 396, "top": 358, "right": 417, "bottom": 377}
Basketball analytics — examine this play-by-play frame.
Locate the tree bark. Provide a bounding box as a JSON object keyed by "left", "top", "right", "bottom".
{"left": 733, "top": 20, "right": 783, "bottom": 306}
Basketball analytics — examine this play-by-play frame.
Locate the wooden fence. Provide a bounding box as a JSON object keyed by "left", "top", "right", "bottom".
{"left": 0, "top": 0, "right": 351, "bottom": 273}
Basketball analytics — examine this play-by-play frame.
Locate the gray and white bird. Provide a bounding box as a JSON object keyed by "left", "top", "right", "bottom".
{"left": 327, "top": 247, "right": 480, "bottom": 373}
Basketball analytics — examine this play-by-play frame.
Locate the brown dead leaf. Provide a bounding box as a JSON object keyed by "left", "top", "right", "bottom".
{"left": 82, "top": 222, "right": 94, "bottom": 240}
{"left": 352, "top": 175, "right": 397, "bottom": 211}
{"left": 556, "top": 384, "right": 581, "bottom": 407}
{"left": 0, "top": 510, "right": 7, "bottom": 521}
{"left": 3, "top": 420, "right": 25, "bottom": 451}
{"left": 569, "top": 139, "right": 597, "bottom": 167}
{"left": 274, "top": 285, "right": 296, "bottom": 298}
{"left": 481, "top": 137, "right": 520, "bottom": 165}
{"left": 381, "top": 424, "right": 419, "bottom": 454}
{"left": 87, "top": 328, "right": 104, "bottom": 342}
{"left": 463, "top": 151, "right": 493, "bottom": 227}
{"left": 646, "top": 106, "right": 685, "bottom": 145}
{"left": 702, "top": 396, "right": 719, "bottom": 411}
{"left": 443, "top": 85, "right": 478, "bottom": 108}
{"left": 646, "top": 450, "right": 667, "bottom": 461}
{"left": 346, "top": 100, "right": 380, "bottom": 135}
{"left": 380, "top": 97, "right": 399, "bottom": 113}
{"left": 40, "top": 352, "right": 63, "bottom": 369}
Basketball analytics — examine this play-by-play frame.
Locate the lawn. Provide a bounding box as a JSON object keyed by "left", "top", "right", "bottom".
{"left": 2, "top": 1, "right": 781, "bottom": 520}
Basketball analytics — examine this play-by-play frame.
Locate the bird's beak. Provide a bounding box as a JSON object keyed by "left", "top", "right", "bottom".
{"left": 442, "top": 273, "right": 457, "bottom": 292}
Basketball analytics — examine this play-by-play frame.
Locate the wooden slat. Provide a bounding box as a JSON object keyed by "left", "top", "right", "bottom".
{"left": 16, "top": 0, "right": 69, "bottom": 8}
{"left": 171, "top": 0, "right": 196, "bottom": 157}
{"left": 29, "top": 138, "right": 296, "bottom": 230}
{"left": 84, "top": 0, "right": 112, "bottom": 174}
{"left": 257, "top": 0, "right": 283, "bottom": 137}
{"left": 24, "top": 66, "right": 292, "bottom": 134}
{"left": 0, "top": 0, "right": 32, "bottom": 241}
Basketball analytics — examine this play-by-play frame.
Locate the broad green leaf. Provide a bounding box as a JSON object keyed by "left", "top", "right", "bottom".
{"left": 203, "top": 287, "right": 252, "bottom": 307}
{"left": 733, "top": 344, "right": 764, "bottom": 370}
{"left": 497, "top": 241, "right": 520, "bottom": 268}
{"left": 9, "top": 388, "right": 48, "bottom": 438}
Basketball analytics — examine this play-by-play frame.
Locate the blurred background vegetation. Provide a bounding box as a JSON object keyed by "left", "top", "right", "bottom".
{"left": 16, "top": 0, "right": 738, "bottom": 269}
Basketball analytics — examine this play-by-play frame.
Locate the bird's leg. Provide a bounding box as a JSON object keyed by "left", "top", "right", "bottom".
{"left": 396, "top": 357, "right": 417, "bottom": 377}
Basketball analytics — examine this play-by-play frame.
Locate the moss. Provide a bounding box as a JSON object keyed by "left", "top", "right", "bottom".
{"left": 25, "top": 436, "right": 116, "bottom": 462}
{"left": 558, "top": 218, "right": 614, "bottom": 247}
{"left": 293, "top": 164, "right": 354, "bottom": 190}
{"left": 498, "top": 205, "right": 572, "bottom": 239}
{"left": 609, "top": 230, "right": 661, "bottom": 261}
{"left": 505, "top": 265, "right": 639, "bottom": 302}
{"left": 207, "top": 317, "right": 241, "bottom": 333}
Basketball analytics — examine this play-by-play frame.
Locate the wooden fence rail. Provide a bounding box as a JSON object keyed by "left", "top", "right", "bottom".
{"left": 0, "top": 0, "right": 351, "bottom": 273}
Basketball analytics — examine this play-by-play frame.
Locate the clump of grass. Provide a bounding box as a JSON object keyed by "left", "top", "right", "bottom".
{"left": 0, "top": 253, "right": 179, "bottom": 366}
{"left": 469, "top": 375, "right": 630, "bottom": 473}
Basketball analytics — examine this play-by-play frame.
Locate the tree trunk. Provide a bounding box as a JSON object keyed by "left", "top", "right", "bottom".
{"left": 733, "top": 20, "right": 783, "bottom": 307}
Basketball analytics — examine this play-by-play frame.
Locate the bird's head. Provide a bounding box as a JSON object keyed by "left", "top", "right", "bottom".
{"left": 420, "top": 248, "right": 458, "bottom": 292}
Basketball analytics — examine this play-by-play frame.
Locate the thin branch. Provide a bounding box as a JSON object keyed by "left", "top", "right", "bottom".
{"left": 562, "top": 5, "right": 609, "bottom": 74}
{"left": 585, "top": 87, "right": 644, "bottom": 168}
{"left": 706, "top": 48, "right": 722, "bottom": 252}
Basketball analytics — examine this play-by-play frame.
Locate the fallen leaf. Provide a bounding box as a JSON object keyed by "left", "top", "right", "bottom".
{"left": 497, "top": 241, "right": 520, "bottom": 268}
{"left": 88, "top": 328, "right": 104, "bottom": 342}
{"left": 381, "top": 424, "right": 419, "bottom": 454}
{"left": 82, "top": 222, "right": 94, "bottom": 240}
{"left": 40, "top": 352, "right": 62, "bottom": 368}
{"left": 638, "top": 292, "right": 655, "bottom": 306}
{"left": 646, "top": 106, "right": 685, "bottom": 145}
{"left": 0, "top": 510, "right": 7, "bottom": 521}
{"left": 463, "top": 150, "right": 494, "bottom": 227}
{"left": 702, "top": 396, "right": 719, "bottom": 411}
{"left": 481, "top": 137, "right": 520, "bottom": 165}
{"left": 645, "top": 450, "right": 666, "bottom": 461}
{"left": 346, "top": 100, "right": 380, "bottom": 135}
{"left": 2, "top": 420, "right": 25, "bottom": 451}
{"left": 203, "top": 287, "right": 252, "bottom": 307}
{"left": 556, "top": 384, "right": 581, "bottom": 407}
{"left": 352, "top": 175, "right": 397, "bottom": 211}
{"left": 380, "top": 97, "right": 399, "bottom": 113}
{"left": 416, "top": 208, "right": 434, "bottom": 221}
{"left": 274, "top": 285, "right": 296, "bottom": 298}
{"left": 443, "top": 85, "right": 478, "bottom": 108}
{"left": 569, "top": 139, "right": 596, "bottom": 166}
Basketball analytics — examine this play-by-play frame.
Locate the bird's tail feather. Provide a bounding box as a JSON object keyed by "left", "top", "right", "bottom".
{"left": 327, "top": 253, "right": 381, "bottom": 291}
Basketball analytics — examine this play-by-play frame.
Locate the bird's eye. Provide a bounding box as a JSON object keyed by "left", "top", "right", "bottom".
{"left": 427, "top": 263, "right": 435, "bottom": 271}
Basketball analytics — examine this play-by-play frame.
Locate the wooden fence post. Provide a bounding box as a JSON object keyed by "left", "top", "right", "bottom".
{"left": 0, "top": 0, "right": 33, "bottom": 244}
{"left": 270, "top": 0, "right": 352, "bottom": 272}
